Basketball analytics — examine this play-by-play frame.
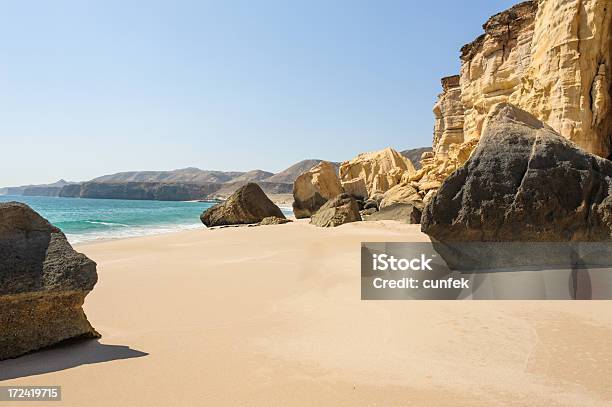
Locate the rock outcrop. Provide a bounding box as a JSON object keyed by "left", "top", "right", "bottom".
{"left": 432, "top": 76, "right": 465, "bottom": 160}
{"left": 259, "top": 216, "right": 292, "bottom": 226}
{"left": 310, "top": 194, "right": 362, "bottom": 227}
{"left": 263, "top": 160, "right": 341, "bottom": 184}
{"left": 0, "top": 202, "right": 99, "bottom": 360}
{"left": 460, "top": 1, "right": 539, "bottom": 144}
{"left": 379, "top": 183, "right": 423, "bottom": 210}
{"left": 415, "top": 0, "right": 612, "bottom": 197}
{"left": 200, "top": 183, "right": 285, "bottom": 227}
{"left": 364, "top": 203, "right": 422, "bottom": 224}
{"left": 422, "top": 104, "right": 612, "bottom": 242}
{"left": 292, "top": 161, "right": 344, "bottom": 218}
{"left": 339, "top": 148, "right": 415, "bottom": 199}
{"left": 210, "top": 181, "right": 293, "bottom": 199}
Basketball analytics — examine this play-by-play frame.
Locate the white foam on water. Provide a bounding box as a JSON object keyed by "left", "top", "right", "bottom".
{"left": 84, "top": 220, "right": 130, "bottom": 227}
{"left": 68, "top": 222, "right": 203, "bottom": 245}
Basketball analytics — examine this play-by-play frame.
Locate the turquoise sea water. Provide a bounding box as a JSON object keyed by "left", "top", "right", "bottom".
{"left": 0, "top": 195, "right": 215, "bottom": 244}
{"left": 1, "top": 195, "right": 283, "bottom": 244}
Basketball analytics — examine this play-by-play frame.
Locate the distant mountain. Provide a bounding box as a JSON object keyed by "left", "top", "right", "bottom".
{"left": 1, "top": 159, "right": 342, "bottom": 201}
{"left": 209, "top": 181, "right": 292, "bottom": 199}
{"left": 59, "top": 181, "right": 222, "bottom": 201}
{"left": 263, "top": 160, "right": 340, "bottom": 184}
{"left": 400, "top": 147, "right": 432, "bottom": 170}
{"left": 229, "top": 170, "right": 274, "bottom": 183}
{"left": 91, "top": 168, "right": 244, "bottom": 184}
{"left": 0, "top": 179, "right": 74, "bottom": 196}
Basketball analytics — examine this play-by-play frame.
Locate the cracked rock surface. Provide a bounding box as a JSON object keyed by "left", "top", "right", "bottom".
{"left": 422, "top": 104, "right": 612, "bottom": 242}
{"left": 0, "top": 202, "right": 99, "bottom": 360}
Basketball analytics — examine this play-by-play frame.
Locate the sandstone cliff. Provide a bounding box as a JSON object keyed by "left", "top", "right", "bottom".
{"left": 263, "top": 160, "right": 341, "bottom": 184}
{"left": 292, "top": 161, "right": 344, "bottom": 218}
{"left": 415, "top": 0, "right": 612, "bottom": 196}
{"left": 339, "top": 148, "right": 415, "bottom": 199}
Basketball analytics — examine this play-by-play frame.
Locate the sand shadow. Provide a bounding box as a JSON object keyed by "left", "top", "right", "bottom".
{"left": 0, "top": 338, "right": 148, "bottom": 381}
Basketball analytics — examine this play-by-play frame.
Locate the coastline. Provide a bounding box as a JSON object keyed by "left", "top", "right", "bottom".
{"left": 70, "top": 221, "right": 205, "bottom": 246}
{"left": 0, "top": 194, "right": 300, "bottom": 245}
{"left": 2, "top": 220, "right": 611, "bottom": 406}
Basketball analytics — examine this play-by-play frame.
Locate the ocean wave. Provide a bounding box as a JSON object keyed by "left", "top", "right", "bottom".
{"left": 67, "top": 223, "right": 203, "bottom": 245}
{"left": 84, "top": 220, "right": 130, "bottom": 227}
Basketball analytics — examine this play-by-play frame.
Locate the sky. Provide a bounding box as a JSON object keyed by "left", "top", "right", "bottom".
{"left": 0, "top": 0, "right": 518, "bottom": 186}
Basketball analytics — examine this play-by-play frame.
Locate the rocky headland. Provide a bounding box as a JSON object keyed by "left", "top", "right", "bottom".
{"left": 414, "top": 0, "right": 612, "bottom": 197}
{"left": 287, "top": 0, "right": 612, "bottom": 235}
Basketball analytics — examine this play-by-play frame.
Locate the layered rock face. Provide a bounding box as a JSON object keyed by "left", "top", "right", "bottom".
{"left": 422, "top": 104, "right": 612, "bottom": 242}
{"left": 515, "top": 0, "right": 612, "bottom": 157}
{"left": 0, "top": 202, "right": 99, "bottom": 360}
{"left": 339, "top": 148, "right": 415, "bottom": 199}
{"left": 292, "top": 161, "right": 344, "bottom": 219}
{"left": 416, "top": 0, "right": 612, "bottom": 196}
{"left": 200, "top": 183, "right": 285, "bottom": 227}
{"left": 310, "top": 194, "right": 362, "bottom": 228}
{"left": 460, "top": 1, "right": 538, "bottom": 143}
{"left": 432, "top": 76, "right": 465, "bottom": 159}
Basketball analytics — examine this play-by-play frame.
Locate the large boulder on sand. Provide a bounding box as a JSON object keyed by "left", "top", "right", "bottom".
{"left": 292, "top": 161, "right": 343, "bottom": 219}
{"left": 0, "top": 202, "right": 99, "bottom": 360}
{"left": 310, "top": 194, "right": 362, "bottom": 227}
{"left": 422, "top": 104, "right": 612, "bottom": 242}
{"left": 364, "top": 203, "right": 422, "bottom": 224}
{"left": 379, "top": 183, "right": 423, "bottom": 210}
{"left": 201, "top": 183, "right": 285, "bottom": 227}
{"left": 339, "top": 148, "right": 415, "bottom": 199}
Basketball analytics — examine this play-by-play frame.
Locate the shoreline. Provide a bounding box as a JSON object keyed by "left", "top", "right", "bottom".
{"left": 70, "top": 221, "right": 205, "bottom": 246}
{"left": 72, "top": 214, "right": 299, "bottom": 247}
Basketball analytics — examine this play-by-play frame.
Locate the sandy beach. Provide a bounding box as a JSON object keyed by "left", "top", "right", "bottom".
{"left": 1, "top": 220, "right": 611, "bottom": 406}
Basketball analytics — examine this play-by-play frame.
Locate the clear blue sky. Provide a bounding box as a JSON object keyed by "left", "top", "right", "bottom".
{"left": 1, "top": 0, "right": 518, "bottom": 186}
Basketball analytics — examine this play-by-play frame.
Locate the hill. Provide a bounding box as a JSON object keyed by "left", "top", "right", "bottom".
{"left": 229, "top": 170, "right": 274, "bottom": 183}
{"left": 91, "top": 168, "right": 244, "bottom": 184}
{"left": 263, "top": 160, "right": 340, "bottom": 184}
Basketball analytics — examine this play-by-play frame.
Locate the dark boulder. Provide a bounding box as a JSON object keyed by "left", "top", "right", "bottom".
{"left": 310, "top": 194, "right": 362, "bottom": 227}
{"left": 365, "top": 203, "right": 422, "bottom": 224}
{"left": 422, "top": 103, "right": 612, "bottom": 243}
{"left": 363, "top": 199, "right": 379, "bottom": 211}
{"left": 0, "top": 202, "right": 99, "bottom": 360}
{"left": 201, "top": 183, "right": 285, "bottom": 227}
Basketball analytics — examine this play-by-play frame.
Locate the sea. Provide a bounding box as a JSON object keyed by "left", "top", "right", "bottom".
{"left": 0, "top": 195, "right": 293, "bottom": 245}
